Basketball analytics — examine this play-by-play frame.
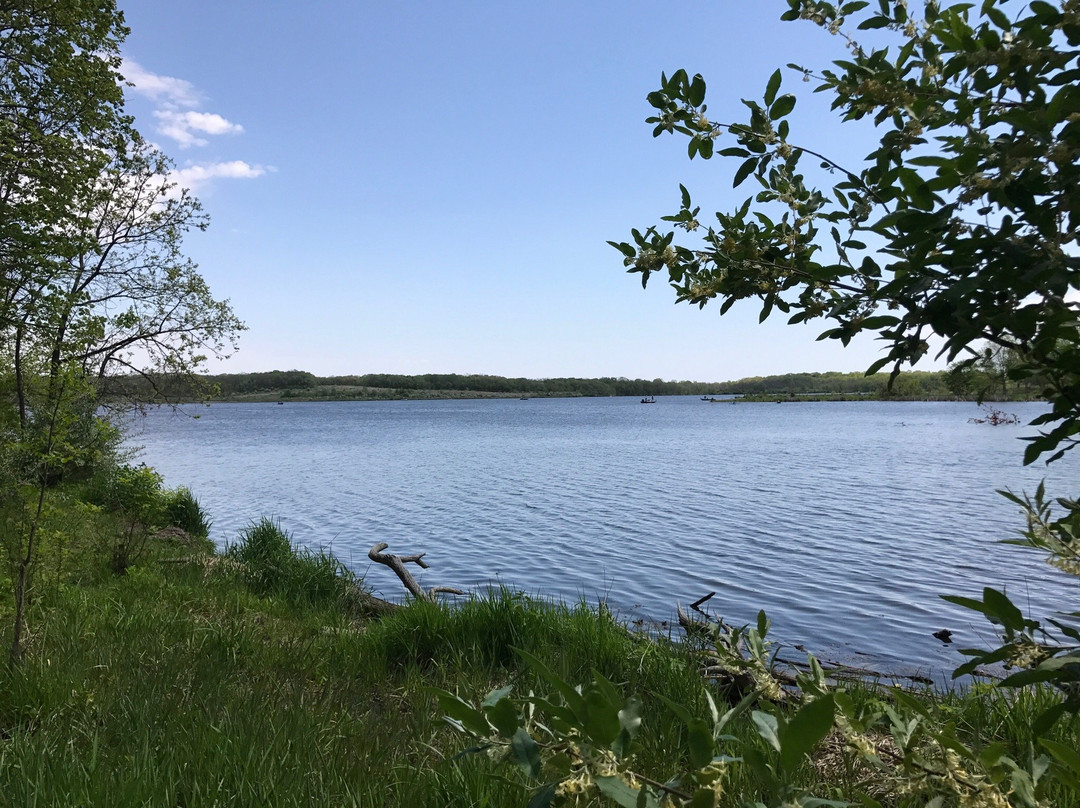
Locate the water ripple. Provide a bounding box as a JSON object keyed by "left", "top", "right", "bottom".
{"left": 127, "top": 397, "right": 1077, "bottom": 674}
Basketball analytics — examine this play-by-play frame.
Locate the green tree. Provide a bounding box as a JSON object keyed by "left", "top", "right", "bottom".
{"left": 0, "top": 1, "right": 242, "bottom": 661}
{"left": 613, "top": 0, "right": 1080, "bottom": 731}
{"left": 0, "top": 0, "right": 133, "bottom": 663}
{"left": 41, "top": 137, "right": 243, "bottom": 391}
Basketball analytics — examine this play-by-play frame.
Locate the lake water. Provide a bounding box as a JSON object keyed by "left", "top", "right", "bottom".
{"left": 127, "top": 397, "right": 1078, "bottom": 679}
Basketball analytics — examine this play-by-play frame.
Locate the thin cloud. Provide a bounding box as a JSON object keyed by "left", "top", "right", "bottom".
{"left": 170, "top": 161, "right": 269, "bottom": 191}
{"left": 121, "top": 58, "right": 200, "bottom": 108}
{"left": 155, "top": 110, "right": 244, "bottom": 149}
{"left": 121, "top": 58, "right": 247, "bottom": 151}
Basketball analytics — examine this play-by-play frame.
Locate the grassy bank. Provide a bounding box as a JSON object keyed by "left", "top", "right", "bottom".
{"left": 1, "top": 488, "right": 1078, "bottom": 806}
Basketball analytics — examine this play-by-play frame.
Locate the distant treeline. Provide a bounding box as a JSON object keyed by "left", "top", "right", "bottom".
{"left": 98, "top": 368, "right": 1001, "bottom": 402}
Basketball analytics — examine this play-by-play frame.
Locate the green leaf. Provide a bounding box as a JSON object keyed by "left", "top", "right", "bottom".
{"left": 865, "top": 357, "right": 892, "bottom": 375}
{"left": 752, "top": 710, "right": 781, "bottom": 752}
{"left": 613, "top": 695, "right": 643, "bottom": 758}
{"left": 780, "top": 694, "right": 835, "bottom": 772}
{"left": 1040, "top": 737, "right": 1080, "bottom": 776}
{"left": 687, "top": 717, "right": 715, "bottom": 769}
{"left": 583, "top": 686, "right": 621, "bottom": 746}
{"left": 484, "top": 696, "right": 520, "bottom": 738}
{"left": 984, "top": 4, "right": 1011, "bottom": 30}
{"left": 1000, "top": 668, "right": 1067, "bottom": 687}
{"left": 1010, "top": 769, "right": 1038, "bottom": 808}
{"left": 690, "top": 787, "right": 717, "bottom": 808}
{"left": 514, "top": 647, "right": 587, "bottom": 721}
{"left": 769, "top": 94, "right": 796, "bottom": 119}
{"left": 757, "top": 610, "right": 770, "bottom": 637}
{"left": 482, "top": 685, "right": 514, "bottom": 708}
{"left": 656, "top": 692, "right": 695, "bottom": 726}
{"left": 527, "top": 783, "right": 558, "bottom": 808}
{"left": 1032, "top": 703, "right": 1069, "bottom": 736}
{"left": 733, "top": 157, "right": 758, "bottom": 188}
{"left": 688, "top": 73, "right": 706, "bottom": 106}
{"left": 858, "top": 15, "right": 890, "bottom": 29}
{"left": 764, "top": 69, "right": 782, "bottom": 106}
{"left": 511, "top": 728, "right": 543, "bottom": 779}
{"left": 982, "top": 587, "right": 1025, "bottom": 631}
{"left": 607, "top": 240, "right": 636, "bottom": 259}
{"left": 428, "top": 688, "right": 490, "bottom": 737}
{"left": 595, "top": 775, "right": 655, "bottom": 808}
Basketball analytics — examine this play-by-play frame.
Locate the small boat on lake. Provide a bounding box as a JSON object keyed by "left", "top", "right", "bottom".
{"left": 640, "top": 396, "right": 657, "bottom": 404}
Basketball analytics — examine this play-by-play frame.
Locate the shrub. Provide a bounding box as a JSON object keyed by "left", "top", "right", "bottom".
{"left": 85, "top": 463, "right": 167, "bottom": 526}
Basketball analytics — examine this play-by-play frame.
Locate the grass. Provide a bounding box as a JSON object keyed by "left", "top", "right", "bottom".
{"left": 0, "top": 487, "right": 1078, "bottom": 806}
{"left": 164, "top": 485, "right": 213, "bottom": 537}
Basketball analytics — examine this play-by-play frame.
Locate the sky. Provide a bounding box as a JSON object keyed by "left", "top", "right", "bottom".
{"left": 115, "top": 1, "right": 929, "bottom": 383}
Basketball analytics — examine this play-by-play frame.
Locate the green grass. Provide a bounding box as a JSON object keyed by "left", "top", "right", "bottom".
{"left": 163, "top": 485, "right": 213, "bottom": 537}
{"left": 1, "top": 489, "right": 1078, "bottom": 806}
{"left": 0, "top": 555, "right": 702, "bottom": 806}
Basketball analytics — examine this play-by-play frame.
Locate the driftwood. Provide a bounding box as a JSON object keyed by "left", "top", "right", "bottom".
{"left": 368, "top": 542, "right": 465, "bottom": 601}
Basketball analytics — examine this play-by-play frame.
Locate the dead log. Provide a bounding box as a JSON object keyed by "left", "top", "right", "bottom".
{"left": 368, "top": 542, "right": 465, "bottom": 601}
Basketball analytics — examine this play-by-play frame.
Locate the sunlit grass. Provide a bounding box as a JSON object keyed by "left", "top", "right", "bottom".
{"left": 0, "top": 492, "right": 1078, "bottom": 806}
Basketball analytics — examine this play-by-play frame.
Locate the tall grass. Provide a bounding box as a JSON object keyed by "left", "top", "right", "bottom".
{"left": 225, "top": 517, "right": 361, "bottom": 611}
{"left": 1, "top": 501, "right": 1078, "bottom": 806}
{"left": 164, "top": 485, "right": 212, "bottom": 538}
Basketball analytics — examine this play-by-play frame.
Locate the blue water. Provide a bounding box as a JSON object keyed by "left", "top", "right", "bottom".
{"left": 126, "top": 397, "right": 1078, "bottom": 677}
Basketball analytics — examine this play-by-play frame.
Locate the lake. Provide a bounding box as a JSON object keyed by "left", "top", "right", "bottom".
{"left": 126, "top": 397, "right": 1077, "bottom": 679}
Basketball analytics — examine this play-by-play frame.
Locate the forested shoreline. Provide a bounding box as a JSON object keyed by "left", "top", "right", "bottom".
{"left": 99, "top": 364, "right": 1043, "bottom": 403}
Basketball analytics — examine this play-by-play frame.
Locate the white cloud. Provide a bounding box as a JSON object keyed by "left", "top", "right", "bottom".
{"left": 121, "top": 59, "right": 200, "bottom": 108}
{"left": 121, "top": 58, "right": 249, "bottom": 152}
{"left": 170, "top": 161, "right": 269, "bottom": 191}
{"left": 155, "top": 110, "right": 244, "bottom": 149}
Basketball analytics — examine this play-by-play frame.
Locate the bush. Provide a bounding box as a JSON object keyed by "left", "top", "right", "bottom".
{"left": 85, "top": 463, "right": 167, "bottom": 526}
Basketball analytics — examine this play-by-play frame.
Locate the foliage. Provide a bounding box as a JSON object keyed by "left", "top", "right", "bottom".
{"left": 2, "top": 491, "right": 1078, "bottom": 807}
{"left": 0, "top": 1, "right": 129, "bottom": 296}
{"left": 224, "top": 518, "right": 359, "bottom": 610}
{"left": 83, "top": 462, "right": 170, "bottom": 574}
{"left": 610, "top": 0, "right": 1079, "bottom": 463}
{"left": 102, "top": 367, "right": 996, "bottom": 402}
{"left": 948, "top": 344, "right": 1043, "bottom": 401}
{"left": 51, "top": 139, "right": 244, "bottom": 388}
{"left": 85, "top": 464, "right": 166, "bottom": 524}
{"left": 1, "top": 1, "right": 243, "bottom": 655}
{"left": 440, "top": 614, "right": 1077, "bottom": 807}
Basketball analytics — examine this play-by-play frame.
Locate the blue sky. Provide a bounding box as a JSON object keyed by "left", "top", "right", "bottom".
{"left": 116, "top": 1, "right": 922, "bottom": 382}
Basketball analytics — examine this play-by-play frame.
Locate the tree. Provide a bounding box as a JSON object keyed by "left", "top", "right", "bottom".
{"left": 41, "top": 137, "right": 244, "bottom": 391}
{"left": 947, "top": 342, "right": 1031, "bottom": 399}
{"left": 613, "top": 0, "right": 1080, "bottom": 729}
{"left": 0, "top": 1, "right": 242, "bottom": 661}
{"left": 611, "top": 0, "right": 1079, "bottom": 464}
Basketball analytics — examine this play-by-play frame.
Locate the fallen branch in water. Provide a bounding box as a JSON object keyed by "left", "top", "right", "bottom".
{"left": 368, "top": 542, "right": 465, "bottom": 601}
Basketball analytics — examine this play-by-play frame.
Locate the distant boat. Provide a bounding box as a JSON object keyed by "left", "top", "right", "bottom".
{"left": 519, "top": 397, "right": 529, "bottom": 400}
{"left": 640, "top": 396, "right": 657, "bottom": 404}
